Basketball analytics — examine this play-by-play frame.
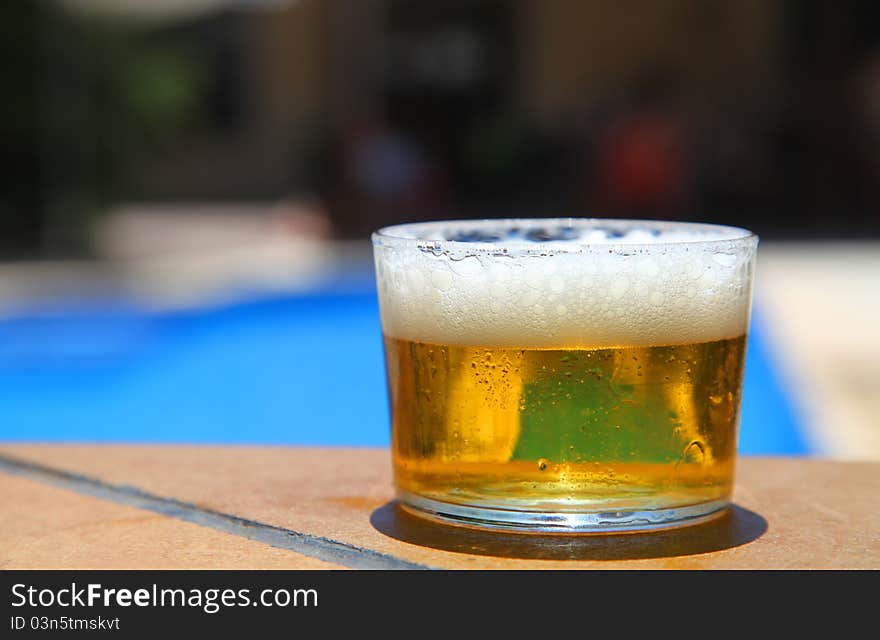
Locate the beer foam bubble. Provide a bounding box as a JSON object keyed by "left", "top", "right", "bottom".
{"left": 373, "top": 220, "right": 757, "bottom": 348}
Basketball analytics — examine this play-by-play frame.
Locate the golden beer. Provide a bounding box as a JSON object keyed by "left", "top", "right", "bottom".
{"left": 385, "top": 336, "right": 745, "bottom": 515}
{"left": 373, "top": 219, "right": 757, "bottom": 532}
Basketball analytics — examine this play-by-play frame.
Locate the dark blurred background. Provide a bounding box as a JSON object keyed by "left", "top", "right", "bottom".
{"left": 3, "top": 0, "right": 880, "bottom": 260}
{"left": 2, "top": 1, "right": 879, "bottom": 457}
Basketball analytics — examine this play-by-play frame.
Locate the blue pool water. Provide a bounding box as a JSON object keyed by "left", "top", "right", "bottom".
{"left": 0, "top": 288, "right": 808, "bottom": 454}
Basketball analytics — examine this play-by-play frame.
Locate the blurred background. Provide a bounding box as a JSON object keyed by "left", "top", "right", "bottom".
{"left": 1, "top": 0, "right": 878, "bottom": 458}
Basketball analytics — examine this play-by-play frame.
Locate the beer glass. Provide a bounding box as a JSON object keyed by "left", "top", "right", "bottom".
{"left": 372, "top": 219, "right": 757, "bottom": 533}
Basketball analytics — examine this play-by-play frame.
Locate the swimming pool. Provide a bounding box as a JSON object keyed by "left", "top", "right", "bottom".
{"left": 0, "top": 287, "right": 808, "bottom": 454}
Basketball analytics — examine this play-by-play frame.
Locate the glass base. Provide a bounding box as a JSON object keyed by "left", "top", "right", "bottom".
{"left": 398, "top": 491, "right": 729, "bottom": 534}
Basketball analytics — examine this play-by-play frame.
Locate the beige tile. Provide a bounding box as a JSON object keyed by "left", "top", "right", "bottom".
{"left": 0, "top": 471, "right": 341, "bottom": 569}
{"left": 2, "top": 445, "right": 877, "bottom": 569}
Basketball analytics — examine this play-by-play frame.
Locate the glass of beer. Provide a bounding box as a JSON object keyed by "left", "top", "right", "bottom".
{"left": 372, "top": 219, "right": 757, "bottom": 533}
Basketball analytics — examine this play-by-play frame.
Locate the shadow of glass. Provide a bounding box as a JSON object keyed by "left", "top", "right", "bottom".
{"left": 370, "top": 502, "right": 767, "bottom": 561}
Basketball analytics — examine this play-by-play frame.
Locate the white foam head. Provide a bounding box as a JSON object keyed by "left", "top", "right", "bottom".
{"left": 372, "top": 219, "right": 757, "bottom": 348}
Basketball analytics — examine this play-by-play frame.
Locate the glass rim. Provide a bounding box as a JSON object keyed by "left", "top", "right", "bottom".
{"left": 372, "top": 218, "right": 757, "bottom": 251}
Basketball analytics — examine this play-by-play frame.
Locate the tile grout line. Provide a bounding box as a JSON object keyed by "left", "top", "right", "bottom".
{"left": 0, "top": 452, "right": 434, "bottom": 571}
